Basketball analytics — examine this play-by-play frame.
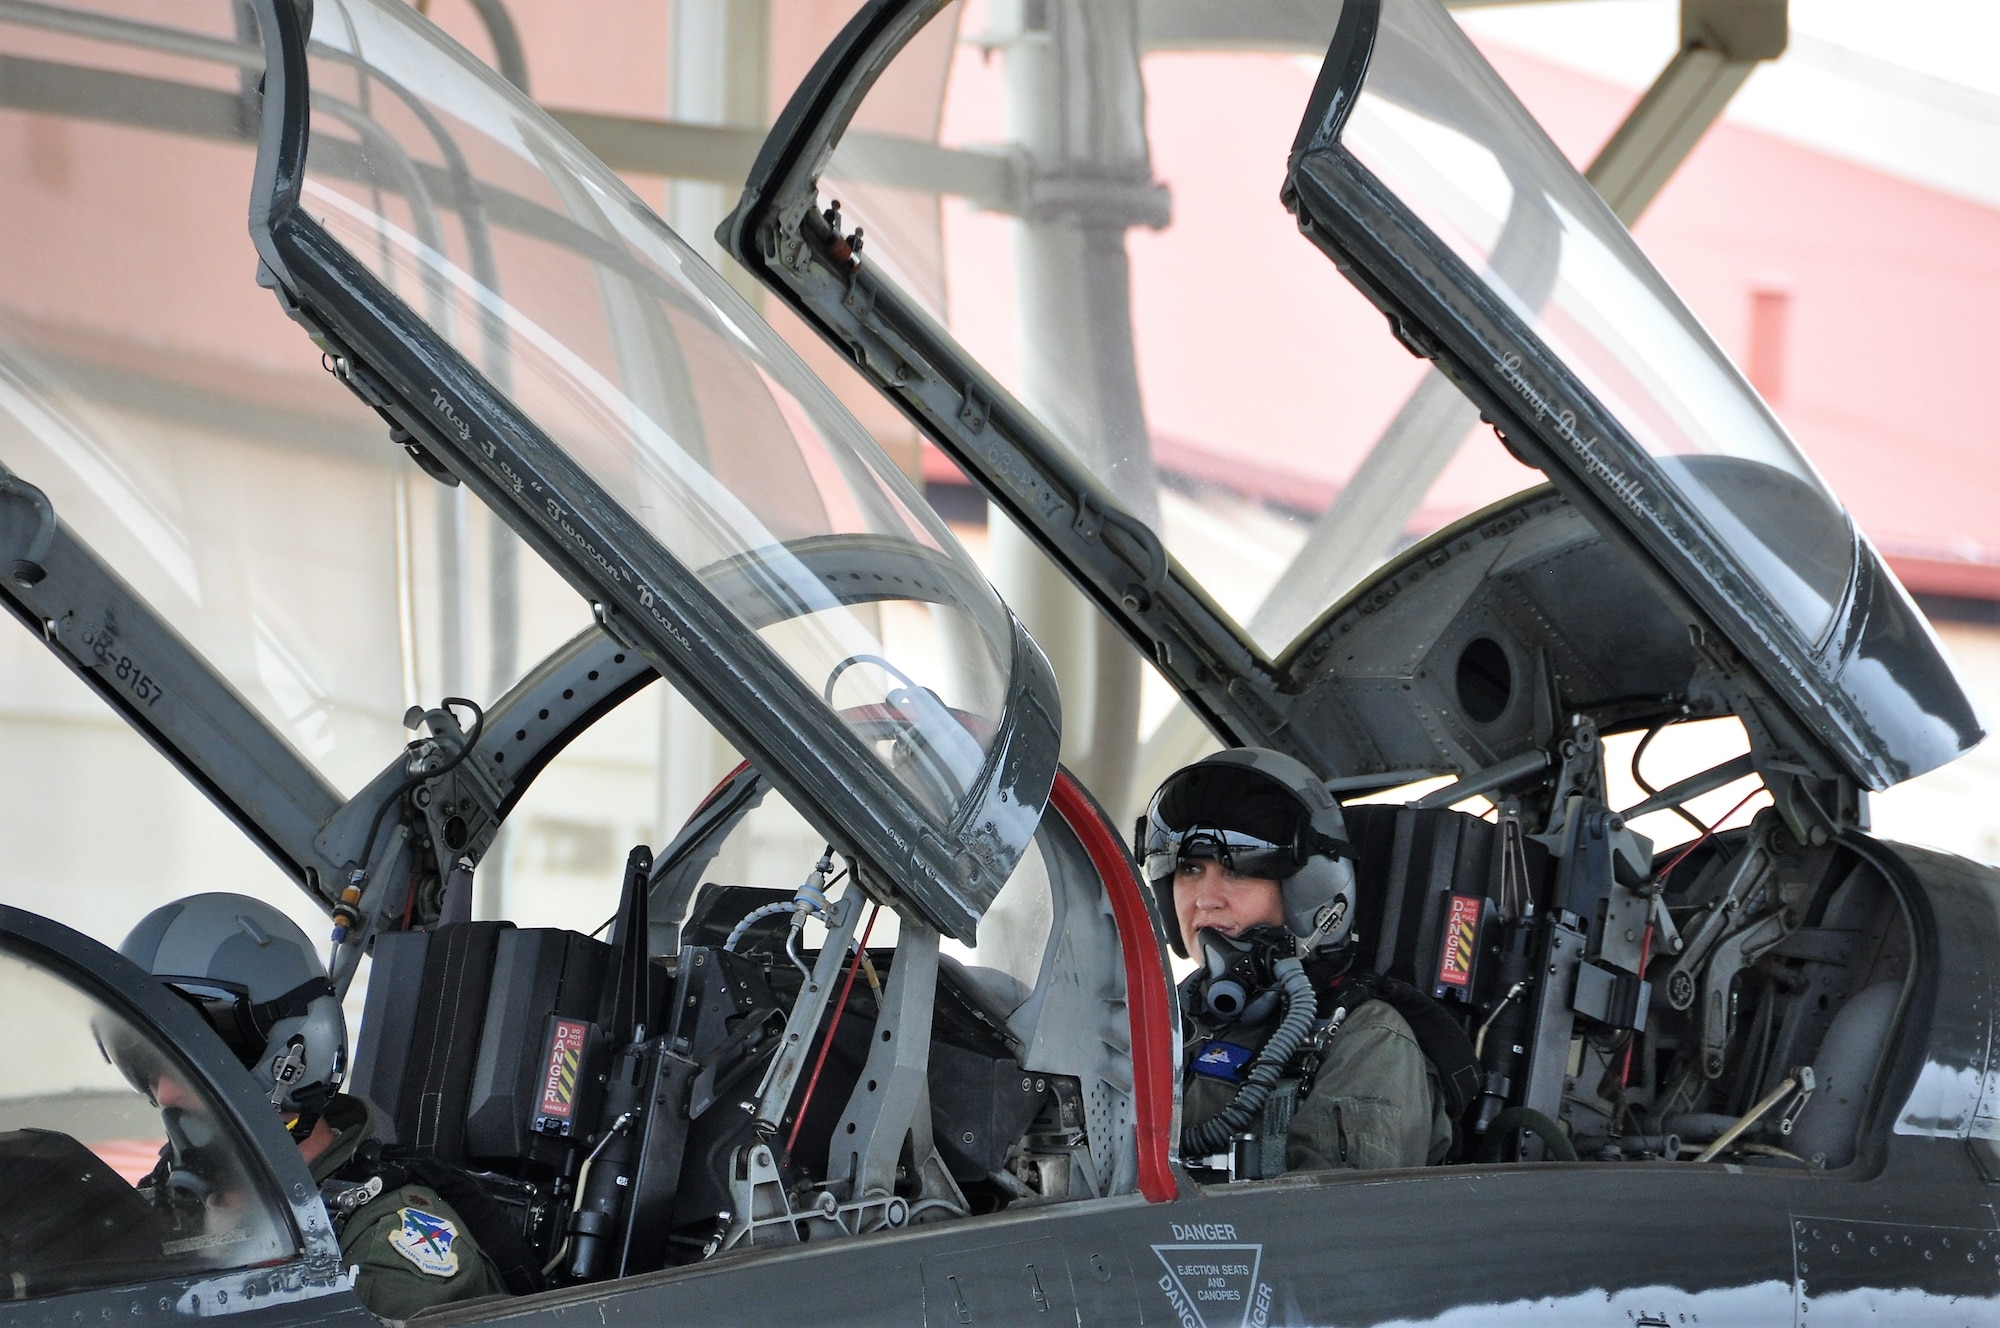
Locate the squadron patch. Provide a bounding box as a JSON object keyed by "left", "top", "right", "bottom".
{"left": 1190, "top": 1040, "right": 1254, "bottom": 1082}
{"left": 387, "top": 1206, "right": 460, "bottom": 1278}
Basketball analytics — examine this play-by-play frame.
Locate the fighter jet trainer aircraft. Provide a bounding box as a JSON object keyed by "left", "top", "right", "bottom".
{"left": 1, "top": 0, "right": 1995, "bottom": 1325}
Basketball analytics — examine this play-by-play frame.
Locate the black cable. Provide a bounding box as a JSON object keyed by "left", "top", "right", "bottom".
{"left": 1630, "top": 723, "right": 1709, "bottom": 838}
{"left": 1628, "top": 724, "right": 1662, "bottom": 799}
{"left": 355, "top": 697, "right": 485, "bottom": 880}
{"left": 1476, "top": 1106, "right": 1578, "bottom": 1163}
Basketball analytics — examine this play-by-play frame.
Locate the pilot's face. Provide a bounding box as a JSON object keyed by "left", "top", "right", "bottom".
{"left": 1173, "top": 858, "right": 1285, "bottom": 953}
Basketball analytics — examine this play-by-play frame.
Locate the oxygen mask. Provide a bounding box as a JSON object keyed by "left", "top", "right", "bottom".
{"left": 1192, "top": 925, "right": 1296, "bottom": 1025}
{"left": 154, "top": 1105, "right": 219, "bottom": 1209}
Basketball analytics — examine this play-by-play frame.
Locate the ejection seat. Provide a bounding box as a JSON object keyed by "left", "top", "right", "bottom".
{"left": 644, "top": 764, "right": 1173, "bottom": 1208}
{"left": 344, "top": 764, "right": 1177, "bottom": 1283}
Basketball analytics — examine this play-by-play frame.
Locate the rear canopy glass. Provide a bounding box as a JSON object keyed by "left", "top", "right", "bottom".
{"left": 298, "top": 0, "right": 1021, "bottom": 817}
{"left": 1331, "top": 0, "right": 1855, "bottom": 645}
{"left": 781, "top": 0, "right": 1858, "bottom": 661}
{"left": 727, "top": 0, "right": 1978, "bottom": 792}
{"left": 803, "top": 0, "right": 1546, "bottom": 659}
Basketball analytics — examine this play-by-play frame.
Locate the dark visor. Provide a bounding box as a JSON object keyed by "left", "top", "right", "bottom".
{"left": 1142, "top": 825, "right": 1303, "bottom": 884}
{"left": 159, "top": 976, "right": 328, "bottom": 1066}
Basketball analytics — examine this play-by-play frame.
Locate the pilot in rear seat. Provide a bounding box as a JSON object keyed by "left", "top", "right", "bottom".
{"left": 121, "top": 895, "right": 512, "bottom": 1320}
{"left": 1142, "top": 750, "right": 1453, "bottom": 1177}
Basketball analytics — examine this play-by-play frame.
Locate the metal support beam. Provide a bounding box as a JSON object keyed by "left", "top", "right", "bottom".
{"left": 984, "top": 0, "right": 1163, "bottom": 814}
{"left": 544, "top": 111, "right": 1028, "bottom": 217}
{"left": 651, "top": 0, "right": 772, "bottom": 848}
{"left": 1587, "top": 0, "right": 1787, "bottom": 224}
{"left": 667, "top": 0, "right": 769, "bottom": 274}
{"left": 1140, "top": 0, "right": 1594, "bottom": 52}
{"left": 545, "top": 110, "right": 765, "bottom": 189}
{"left": 1683, "top": 0, "right": 1788, "bottom": 64}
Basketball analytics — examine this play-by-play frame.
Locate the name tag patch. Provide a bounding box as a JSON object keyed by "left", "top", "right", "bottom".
{"left": 388, "top": 1206, "right": 460, "bottom": 1278}
{"left": 1191, "top": 1040, "right": 1254, "bottom": 1082}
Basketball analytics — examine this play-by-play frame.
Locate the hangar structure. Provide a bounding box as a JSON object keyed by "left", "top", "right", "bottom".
{"left": 523, "top": 0, "right": 1800, "bottom": 814}
{"left": 0, "top": 0, "right": 1992, "bottom": 967}
{"left": 1, "top": 0, "right": 1998, "bottom": 1323}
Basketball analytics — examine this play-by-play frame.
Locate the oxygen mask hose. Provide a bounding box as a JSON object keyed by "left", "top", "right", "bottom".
{"left": 1181, "top": 952, "right": 1317, "bottom": 1159}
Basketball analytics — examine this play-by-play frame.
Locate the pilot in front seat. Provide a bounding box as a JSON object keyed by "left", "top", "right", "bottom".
{"left": 1142, "top": 749, "right": 1454, "bottom": 1177}
{"left": 120, "top": 895, "right": 513, "bottom": 1319}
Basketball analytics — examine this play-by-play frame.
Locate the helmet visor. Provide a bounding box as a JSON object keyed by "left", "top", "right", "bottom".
{"left": 160, "top": 978, "right": 264, "bottom": 1064}
{"left": 1142, "top": 824, "right": 1302, "bottom": 884}
{"left": 158, "top": 975, "right": 332, "bottom": 1069}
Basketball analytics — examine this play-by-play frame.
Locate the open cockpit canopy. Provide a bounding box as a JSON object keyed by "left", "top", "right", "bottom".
{"left": 247, "top": 0, "right": 1063, "bottom": 940}
{"left": 0, "top": 0, "right": 1062, "bottom": 941}
{"left": 722, "top": 0, "right": 1981, "bottom": 794}
{"left": 1285, "top": 0, "right": 1980, "bottom": 785}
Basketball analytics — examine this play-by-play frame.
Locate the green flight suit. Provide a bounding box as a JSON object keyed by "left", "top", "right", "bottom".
{"left": 309, "top": 1096, "right": 508, "bottom": 1321}
{"left": 1184, "top": 996, "right": 1452, "bottom": 1173}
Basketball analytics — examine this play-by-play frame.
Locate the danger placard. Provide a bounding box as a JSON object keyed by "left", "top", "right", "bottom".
{"left": 1437, "top": 894, "right": 1481, "bottom": 989}
{"left": 537, "top": 1018, "right": 588, "bottom": 1120}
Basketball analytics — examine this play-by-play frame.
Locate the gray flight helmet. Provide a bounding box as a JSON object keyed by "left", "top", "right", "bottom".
{"left": 1139, "top": 747, "right": 1357, "bottom": 959}
{"left": 121, "top": 894, "right": 346, "bottom": 1114}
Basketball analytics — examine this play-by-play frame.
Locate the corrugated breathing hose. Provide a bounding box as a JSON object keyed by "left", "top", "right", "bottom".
{"left": 1181, "top": 956, "right": 1318, "bottom": 1159}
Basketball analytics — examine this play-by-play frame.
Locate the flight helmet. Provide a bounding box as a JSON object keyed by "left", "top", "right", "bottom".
{"left": 120, "top": 894, "right": 346, "bottom": 1118}
{"left": 1139, "top": 747, "right": 1357, "bottom": 959}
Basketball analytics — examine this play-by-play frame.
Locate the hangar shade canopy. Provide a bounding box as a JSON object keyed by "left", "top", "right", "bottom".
{"left": 246, "top": 0, "right": 1060, "bottom": 940}
{"left": 720, "top": 0, "right": 1980, "bottom": 789}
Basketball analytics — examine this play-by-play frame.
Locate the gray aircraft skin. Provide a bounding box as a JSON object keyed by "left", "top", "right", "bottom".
{"left": 2, "top": 0, "right": 1998, "bottom": 1326}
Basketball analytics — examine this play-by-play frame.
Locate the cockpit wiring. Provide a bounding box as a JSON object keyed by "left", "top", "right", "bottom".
{"left": 1656, "top": 787, "right": 1762, "bottom": 887}
{"left": 724, "top": 849, "right": 839, "bottom": 954}
{"left": 328, "top": 696, "right": 484, "bottom": 970}
{"left": 785, "top": 902, "right": 882, "bottom": 1155}
{"left": 1630, "top": 723, "right": 1710, "bottom": 838}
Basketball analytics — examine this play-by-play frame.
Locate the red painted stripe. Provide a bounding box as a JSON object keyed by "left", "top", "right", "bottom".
{"left": 1048, "top": 770, "right": 1178, "bottom": 1203}
{"left": 687, "top": 759, "right": 753, "bottom": 818}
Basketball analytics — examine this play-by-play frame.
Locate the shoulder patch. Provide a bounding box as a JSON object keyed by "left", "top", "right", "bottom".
{"left": 387, "top": 1206, "right": 460, "bottom": 1278}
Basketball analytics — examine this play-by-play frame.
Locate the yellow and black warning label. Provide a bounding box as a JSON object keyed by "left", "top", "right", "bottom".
{"left": 1437, "top": 893, "right": 1481, "bottom": 990}
{"left": 536, "top": 1018, "right": 589, "bottom": 1125}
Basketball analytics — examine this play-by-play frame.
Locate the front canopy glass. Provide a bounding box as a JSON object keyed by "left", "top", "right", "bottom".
{"left": 0, "top": 1, "right": 587, "bottom": 797}
{"left": 293, "top": 0, "right": 1023, "bottom": 820}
